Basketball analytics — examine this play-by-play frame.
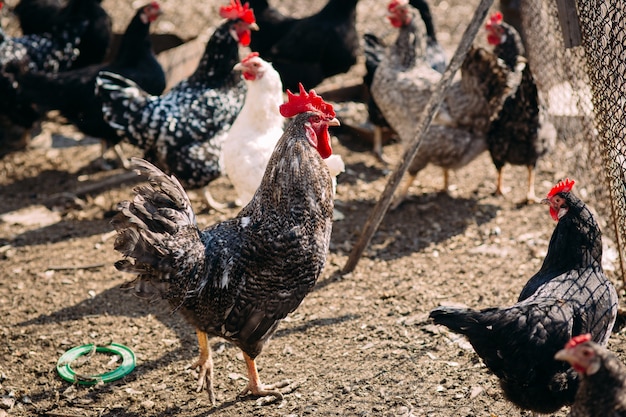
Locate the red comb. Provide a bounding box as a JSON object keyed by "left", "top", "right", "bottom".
{"left": 485, "top": 11, "right": 503, "bottom": 30}
{"left": 241, "top": 52, "right": 259, "bottom": 64}
{"left": 388, "top": 0, "right": 408, "bottom": 12}
{"left": 279, "top": 83, "right": 336, "bottom": 118}
{"left": 219, "top": 0, "right": 255, "bottom": 24}
{"left": 565, "top": 334, "right": 592, "bottom": 349}
{"left": 547, "top": 178, "right": 575, "bottom": 198}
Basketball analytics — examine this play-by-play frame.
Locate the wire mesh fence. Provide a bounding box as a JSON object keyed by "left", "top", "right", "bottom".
{"left": 510, "top": 0, "right": 626, "bottom": 283}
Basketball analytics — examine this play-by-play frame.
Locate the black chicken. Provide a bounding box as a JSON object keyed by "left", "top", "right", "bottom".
{"left": 485, "top": 12, "right": 556, "bottom": 203}
{"left": 247, "top": 0, "right": 360, "bottom": 91}
{"left": 96, "top": 0, "right": 255, "bottom": 207}
{"left": 555, "top": 334, "right": 626, "bottom": 417}
{"left": 0, "top": 0, "right": 88, "bottom": 152}
{"left": 13, "top": 0, "right": 112, "bottom": 69}
{"left": 247, "top": 0, "right": 295, "bottom": 57}
{"left": 111, "top": 85, "right": 338, "bottom": 404}
{"left": 429, "top": 179, "right": 618, "bottom": 414}
{"left": 12, "top": 0, "right": 61, "bottom": 35}
{"left": 363, "top": 0, "right": 446, "bottom": 162}
{"left": 13, "top": 0, "right": 63, "bottom": 35}
{"left": 14, "top": 2, "right": 165, "bottom": 168}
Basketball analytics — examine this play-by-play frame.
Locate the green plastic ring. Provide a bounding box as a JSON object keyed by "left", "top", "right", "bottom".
{"left": 56, "top": 343, "right": 136, "bottom": 385}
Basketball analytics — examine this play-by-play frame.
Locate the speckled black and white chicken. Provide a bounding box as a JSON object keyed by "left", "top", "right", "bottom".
{"left": 13, "top": 0, "right": 112, "bottom": 69}
{"left": 555, "top": 334, "right": 626, "bottom": 417}
{"left": 486, "top": 12, "right": 556, "bottom": 203}
{"left": 430, "top": 179, "right": 619, "bottom": 415}
{"left": 96, "top": 0, "right": 255, "bottom": 207}
{"left": 14, "top": 2, "right": 165, "bottom": 168}
{"left": 111, "top": 85, "right": 338, "bottom": 404}
{"left": 362, "top": 0, "right": 447, "bottom": 162}
{"left": 370, "top": 0, "right": 523, "bottom": 208}
{"left": 0, "top": 0, "right": 91, "bottom": 152}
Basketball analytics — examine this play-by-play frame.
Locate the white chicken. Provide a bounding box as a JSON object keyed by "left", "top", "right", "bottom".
{"left": 222, "top": 52, "right": 285, "bottom": 206}
{"left": 222, "top": 53, "right": 344, "bottom": 207}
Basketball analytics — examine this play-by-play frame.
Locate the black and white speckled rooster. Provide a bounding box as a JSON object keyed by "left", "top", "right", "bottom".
{"left": 96, "top": 0, "right": 256, "bottom": 207}
{"left": 112, "top": 85, "right": 338, "bottom": 404}
{"left": 430, "top": 179, "right": 619, "bottom": 415}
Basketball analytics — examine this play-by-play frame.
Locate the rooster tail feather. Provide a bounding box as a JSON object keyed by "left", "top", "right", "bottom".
{"left": 112, "top": 158, "right": 202, "bottom": 292}
{"left": 429, "top": 306, "right": 484, "bottom": 336}
{"left": 96, "top": 71, "right": 150, "bottom": 142}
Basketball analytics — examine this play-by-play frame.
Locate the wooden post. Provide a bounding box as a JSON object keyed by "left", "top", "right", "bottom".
{"left": 555, "top": 0, "right": 582, "bottom": 48}
{"left": 341, "top": 0, "right": 495, "bottom": 274}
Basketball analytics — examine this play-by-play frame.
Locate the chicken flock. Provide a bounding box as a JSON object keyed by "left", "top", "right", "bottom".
{"left": 0, "top": 0, "right": 622, "bottom": 415}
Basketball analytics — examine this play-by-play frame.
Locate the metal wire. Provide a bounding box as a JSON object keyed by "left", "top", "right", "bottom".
{"left": 515, "top": 0, "right": 626, "bottom": 284}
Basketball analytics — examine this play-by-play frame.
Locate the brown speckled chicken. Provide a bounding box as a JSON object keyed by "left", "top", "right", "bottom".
{"left": 111, "top": 84, "right": 338, "bottom": 404}
{"left": 370, "top": 0, "right": 523, "bottom": 208}
{"left": 555, "top": 334, "right": 626, "bottom": 417}
{"left": 486, "top": 12, "right": 556, "bottom": 203}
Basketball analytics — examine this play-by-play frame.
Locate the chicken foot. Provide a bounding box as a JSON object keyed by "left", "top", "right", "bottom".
{"left": 238, "top": 352, "right": 289, "bottom": 402}
{"left": 192, "top": 329, "right": 216, "bottom": 406}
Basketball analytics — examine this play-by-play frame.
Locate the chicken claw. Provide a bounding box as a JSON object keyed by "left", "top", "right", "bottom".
{"left": 192, "top": 330, "right": 216, "bottom": 405}
{"left": 238, "top": 352, "right": 295, "bottom": 402}
{"left": 239, "top": 378, "right": 289, "bottom": 401}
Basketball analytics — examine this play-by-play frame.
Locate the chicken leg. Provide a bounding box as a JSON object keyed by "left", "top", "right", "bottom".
{"left": 372, "top": 126, "right": 389, "bottom": 164}
{"left": 390, "top": 172, "right": 417, "bottom": 210}
{"left": 495, "top": 165, "right": 540, "bottom": 204}
{"left": 525, "top": 165, "right": 540, "bottom": 203}
{"left": 494, "top": 166, "right": 505, "bottom": 196}
{"left": 192, "top": 329, "right": 216, "bottom": 405}
{"left": 239, "top": 352, "right": 287, "bottom": 401}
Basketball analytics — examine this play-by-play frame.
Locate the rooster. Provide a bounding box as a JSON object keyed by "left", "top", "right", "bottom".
{"left": 555, "top": 334, "right": 626, "bottom": 417}
{"left": 370, "top": 0, "right": 523, "bottom": 208}
{"left": 247, "top": 0, "right": 360, "bottom": 91}
{"left": 96, "top": 0, "right": 256, "bottom": 208}
{"left": 485, "top": 12, "right": 557, "bottom": 203}
{"left": 112, "top": 84, "right": 338, "bottom": 404}
{"left": 429, "top": 179, "right": 619, "bottom": 415}
{"left": 14, "top": 2, "right": 164, "bottom": 169}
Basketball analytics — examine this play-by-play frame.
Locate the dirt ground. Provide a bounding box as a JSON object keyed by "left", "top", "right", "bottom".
{"left": 2, "top": 0, "right": 626, "bottom": 416}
